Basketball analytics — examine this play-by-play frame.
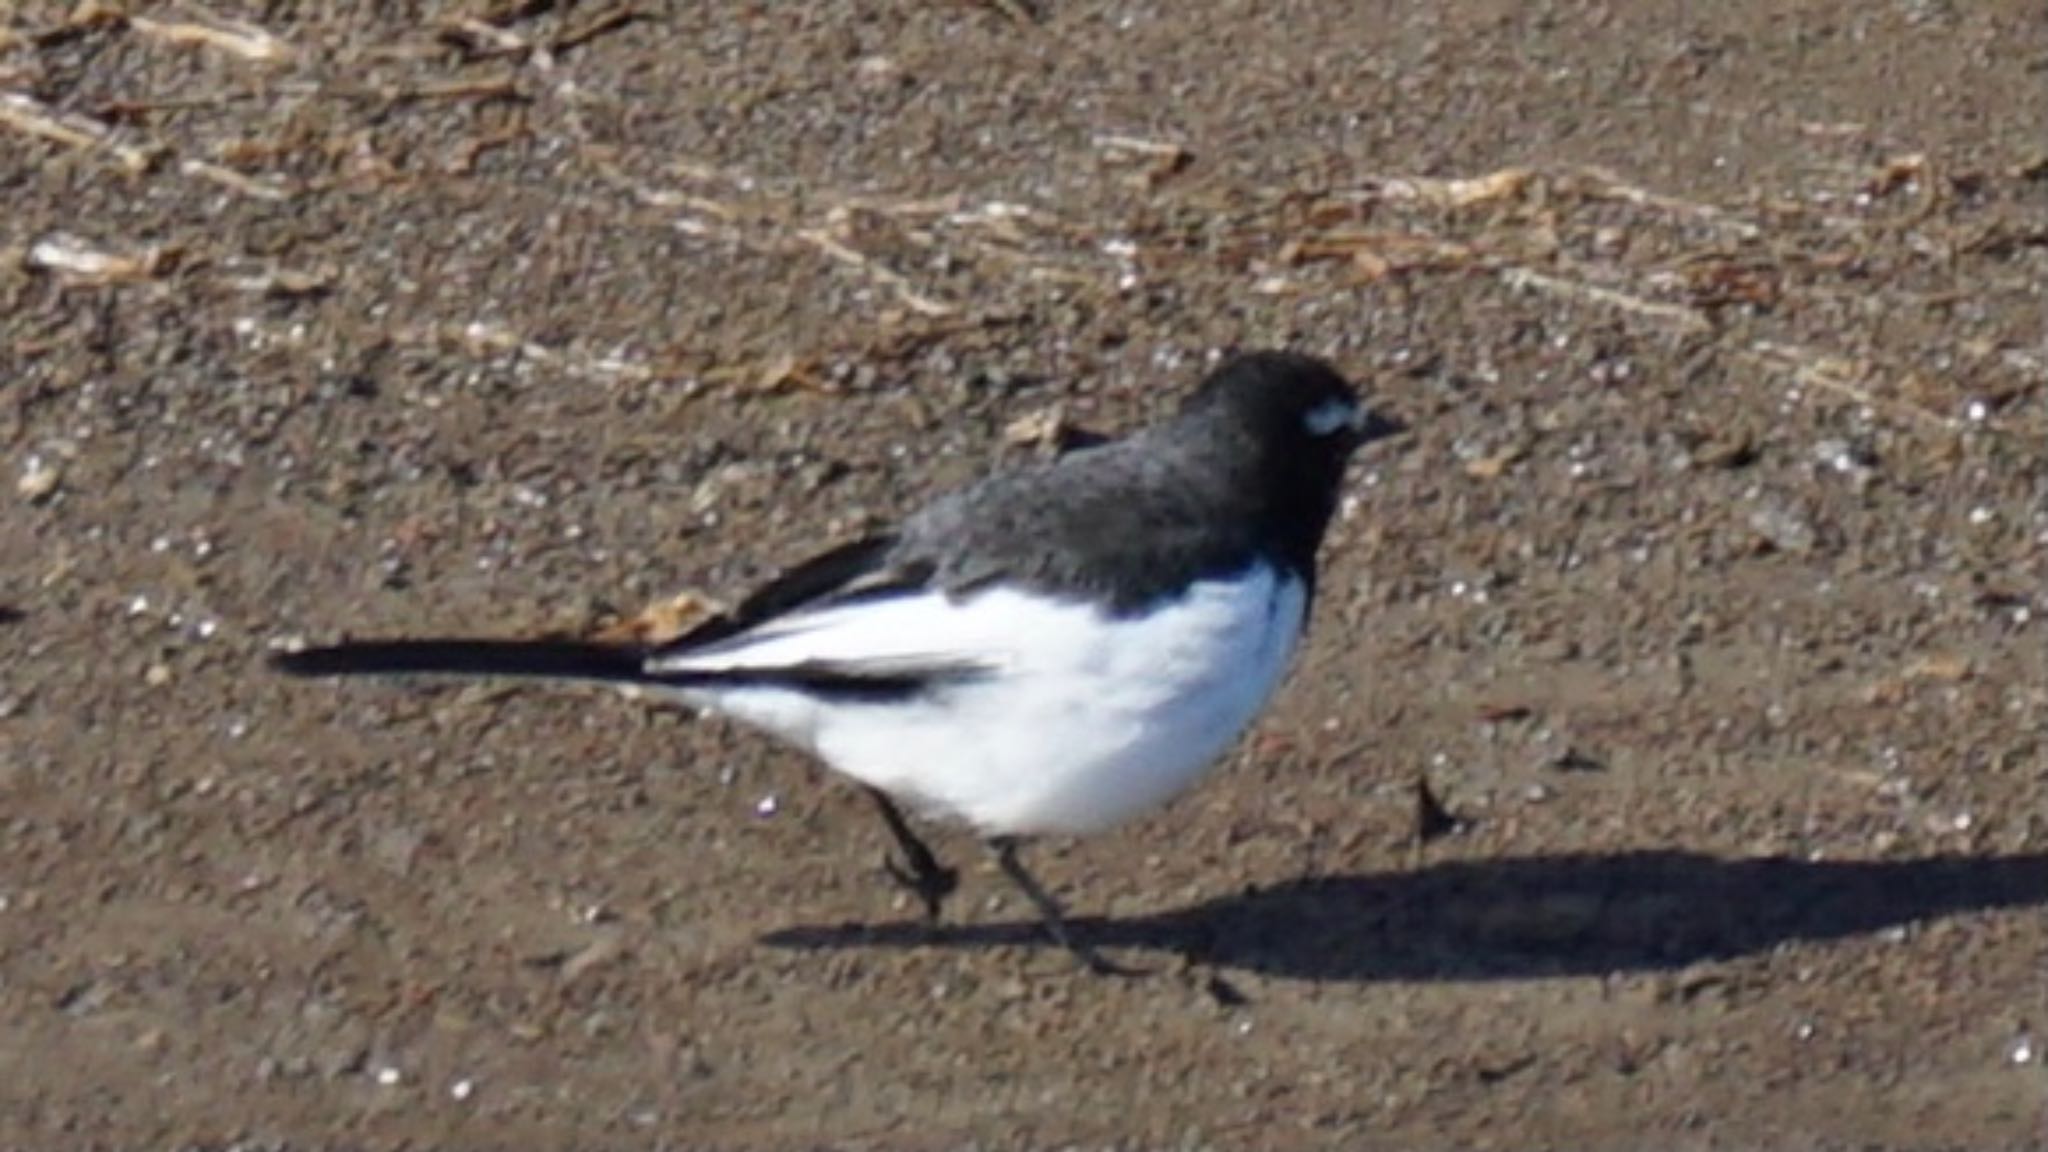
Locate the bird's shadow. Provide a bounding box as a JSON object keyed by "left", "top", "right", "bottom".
{"left": 762, "top": 850, "right": 2048, "bottom": 982}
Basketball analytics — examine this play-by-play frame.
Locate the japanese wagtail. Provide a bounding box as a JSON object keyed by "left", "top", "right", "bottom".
{"left": 272, "top": 350, "right": 1402, "bottom": 973}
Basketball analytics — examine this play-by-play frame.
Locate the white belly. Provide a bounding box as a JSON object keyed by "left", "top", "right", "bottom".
{"left": 669, "top": 566, "right": 1307, "bottom": 837}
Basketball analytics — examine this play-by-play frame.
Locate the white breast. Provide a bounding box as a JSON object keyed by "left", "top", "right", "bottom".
{"left": 661, "top": 566, "right": 1307, "bottom": 837}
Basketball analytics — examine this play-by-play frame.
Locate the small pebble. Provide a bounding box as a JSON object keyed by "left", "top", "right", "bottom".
{"left": 450, "top": 1077, "right": 475, "bottom": 1101}
{"left": 754, "top": 794, "right": 779, "bottom": 817}
{"left": 16, "top": 456, "right": 61, "bottom": 502}
{"left": 1749, "top": 502, "right": 1815, "bottom": 553}
{"left": 374, "top": 1065, "right": 401, "bottom": 1087}
{"left": 853, "top": 55, "right": 900, "bottom": 87}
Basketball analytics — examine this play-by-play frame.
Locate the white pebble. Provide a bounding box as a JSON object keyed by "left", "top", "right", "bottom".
{"left": 450, "top": 1077, "right": 475, "bottom": 1101}
{"left": 16, "top": 455, "right": 61, "bottom": 501}
{"left": 374, "top": 1065, "right": 401, "bottom": 1087}
{"left": 754, "top": 794, "right": 779, "bottom": 817}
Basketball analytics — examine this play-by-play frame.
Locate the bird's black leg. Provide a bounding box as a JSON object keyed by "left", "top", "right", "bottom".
{"left": 986, "top": 837, "right": 1144, "bottom": 976}
{"left": 865, "top": 787, "right": 958, "bottom": 922}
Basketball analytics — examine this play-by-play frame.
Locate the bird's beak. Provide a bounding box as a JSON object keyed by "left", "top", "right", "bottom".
{"left": 1351, "top": 406, "right": 1406, "bottom": 445}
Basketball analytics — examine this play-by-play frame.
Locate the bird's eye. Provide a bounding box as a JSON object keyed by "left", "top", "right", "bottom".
{"left": 1302, "top": 399, "right": 1362, "bottom": 437}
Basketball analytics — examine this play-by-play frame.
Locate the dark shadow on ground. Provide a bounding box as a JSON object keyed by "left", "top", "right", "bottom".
{"left": 762, "top": 850, "right": 2048, "bottom": 981}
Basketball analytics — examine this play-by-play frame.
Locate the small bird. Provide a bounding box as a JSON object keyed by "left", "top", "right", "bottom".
{"left": 272, "top": 351, "right": 1401, "bottom": 973}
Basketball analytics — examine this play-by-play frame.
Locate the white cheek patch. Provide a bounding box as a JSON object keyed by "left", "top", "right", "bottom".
{"left": 1303, "top": 398, "right": 1361, "bottom": 437}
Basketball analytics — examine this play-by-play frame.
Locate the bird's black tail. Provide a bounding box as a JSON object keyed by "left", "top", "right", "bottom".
{"left": 271, "top": 635, "right": 984, "bottom": 703}
{"left": 269, "top": 638, "right": 650, "bottom": 684}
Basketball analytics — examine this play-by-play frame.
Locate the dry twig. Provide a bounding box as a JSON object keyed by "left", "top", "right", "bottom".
{"left": 129, "top": 11, "right": 296, "bottom": 63}
{"left": 796, "top": 228, "right": 958, "bottom": 317}
{"left": 1500, "top": 267, "right": 1713, "bottom": 334}
{"left": 26, "top": 233, "right": 178, "bottom": 283}
{"left": 1739, "top": 341, "right": 1956, "bottom": 430}
{"left": 0, "top": 92, "right": 160, "bottom": 173}
{"left": 179, "top": 158, "right": 292, "bottom": 201}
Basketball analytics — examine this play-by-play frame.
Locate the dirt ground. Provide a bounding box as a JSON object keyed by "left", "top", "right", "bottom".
{"left": 4, "top": 1, "right": 2047, "bottom": 1148}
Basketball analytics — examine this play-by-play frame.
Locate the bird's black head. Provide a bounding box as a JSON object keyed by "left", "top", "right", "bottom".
{"left": 1183, "top": 350, "right": 1399, "bottom": 446}
{"left": 1179, "top": 350, "right": 1402, "bottom": 564}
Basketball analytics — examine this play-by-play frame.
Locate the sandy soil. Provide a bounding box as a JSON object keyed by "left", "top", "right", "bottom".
{"left": 4, "top": 2, "right": 2047, "bottom": 1148}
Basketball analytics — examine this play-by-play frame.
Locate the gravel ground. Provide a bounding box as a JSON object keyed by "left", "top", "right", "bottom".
{"left": 4, "top": 2, "right": 2047, "bottom": 1148}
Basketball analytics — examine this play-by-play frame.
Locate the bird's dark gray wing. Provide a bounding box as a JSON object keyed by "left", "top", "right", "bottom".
{"left": 891, "top": 434, "right": 1269, "bottom": 614}
{"left": 659, "top": 534, "right": 924, "bottom": 651}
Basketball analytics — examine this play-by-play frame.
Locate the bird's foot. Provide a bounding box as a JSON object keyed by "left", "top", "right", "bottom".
{"left": 986, "top": 836, "right": 1150, "bottom": 977}
{"left": 881, "top": 851, "right": 959, "bottom": 923}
